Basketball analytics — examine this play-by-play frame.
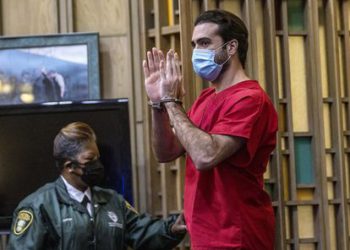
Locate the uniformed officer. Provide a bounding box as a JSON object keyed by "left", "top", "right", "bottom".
{"left": 7, "top": 122, "right": 186, "bottom": 250}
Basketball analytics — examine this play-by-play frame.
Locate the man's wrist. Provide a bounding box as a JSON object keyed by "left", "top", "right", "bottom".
{"left": 160, "top": 96, "right": 183, "bottom": 105}
{"left": 148, "top": 100, "right": 163, "bottom": 110}
{"left": 148, "top": 97, "right": 183, "bottom": 110}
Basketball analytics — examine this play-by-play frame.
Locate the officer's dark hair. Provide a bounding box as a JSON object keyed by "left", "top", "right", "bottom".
{"left": 194, "top": 9, "right": 249, "bottom": 68}
{"left": 53, "top": 122, "right": 96, "bottom": 171}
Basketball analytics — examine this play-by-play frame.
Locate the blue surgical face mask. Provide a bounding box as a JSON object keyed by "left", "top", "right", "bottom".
{"left": 192, "top": 42, "right": 232, "bottom": 82}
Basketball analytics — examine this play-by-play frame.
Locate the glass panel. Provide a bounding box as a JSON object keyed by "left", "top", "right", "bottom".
{"left": 328, "top": 205, "right": 337, "bottom": 250}
{"left": 264, "top": 160, "right": 273, "bottom": 198}
{"left": 264, "top": 160, "right": 271, "bottom": 179}
{"left": 349, "top": 3, "right": 350, "bottom": 31}
{"left": 300, "top": 244, "right": 315, "bottom": 250}
{"left": 278, "top": 104, "right": 287, "bottom": 132}
{"left": 264, "top": 183, "right": 273, "bottom": 197}
{"left": 347, "top": 200, "right": 350, "bottom": 232}
{"left": 323, "top": 104, "right": 332, "bottom": 149}
{"left": 348, "top": 205, "right": 350, "bottom": 232}
{"left": 338, "top": 37, "right": 346, "bottom": 98}
{"left": 336, "top": 0, "right": 344, "bottom": 31}
{"left": 287, "top": 0, "right": 305, "bottom": 31}
{"left": 285, "top": 207, "right": 291, "bottom": 239}
{"left": 173, "top": 0, "right": 179, "bottom": 25}
{"left": 342, "top": 104, "right": 348, "bottom": 132}
{"left": 167, "top": 0, "right": 174, "bottom": 26}
{"left": 318, "top": 0, "right": 329, "bottom": 98}
{"left": 349, "top": 5, "right": 350, "bottom": 32}
{"left": 325, "top": 154, "right": 333, "bottom": 177}
{"left": 289, "top": 36, "right": 309, "bottom": 132}
{"left": 295, "top": 137, "right": 315, "bottom": 185}
{"left": 345, "top": 155, "right": 350, "bottom": 199}
{"left": 297, "top": 189, "right": 313, "bottom": 200}
{"left": 167, "top": 0, "right": 178, "bottom": 25}
{"left": 276, "top": 36, "right": 284, "bottom": 98}
{"left": 281, "top": 135, "right": 288, "bottom": 150}
{"left": 166, "top": 165, "right": 178, "bottom": 211}
{"left": 327, "top": 182, "right": 334, "bottom": 199}
{"left": 275, "top": 0, "right": 282, "bottom": 30}
{"left": 256, "top": 0, "right": 266, "bottom": 90}
{"left": 283, "top": 156, "right": 290, "bottom": 200}
{"left": 152, "top": 166, "right": 162, "bottom": 213}
{"left": 298, "top": 206, "right": 315, "bottom": 238}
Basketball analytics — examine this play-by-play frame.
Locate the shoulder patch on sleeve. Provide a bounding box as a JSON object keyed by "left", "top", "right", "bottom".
{"left": 13, "top": 209, "right": 34, "bottom": 235}
{"left": 125, "top": 201, "right": 139, "bottom": 214}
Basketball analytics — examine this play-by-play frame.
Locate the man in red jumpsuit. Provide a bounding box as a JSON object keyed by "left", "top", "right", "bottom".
{"left": 143, "top": 9, "right": 278, "bottom": 250}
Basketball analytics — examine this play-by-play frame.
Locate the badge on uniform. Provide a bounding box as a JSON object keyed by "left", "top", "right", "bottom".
{"left": 13, "top": 209, "right": 33, "bottom": 235}
{"left": 107, "top": 211, "right": 123, "bottom": 228}
{"left": 125, "top": 201, "right": 139, "bottom": 214}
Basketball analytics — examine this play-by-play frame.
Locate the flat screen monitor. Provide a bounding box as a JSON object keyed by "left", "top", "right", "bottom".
{"left": 0, "top": 99, "right": 133, "bottom": 229}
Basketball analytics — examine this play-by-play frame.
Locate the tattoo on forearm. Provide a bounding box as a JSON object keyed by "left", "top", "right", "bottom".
{"left": 164, "top": 103, "right": 215, "bottom": 159}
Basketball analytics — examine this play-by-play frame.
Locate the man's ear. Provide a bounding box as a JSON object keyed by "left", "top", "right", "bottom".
{"left": 227, "top": 39, "right": 238, "bottom": 55}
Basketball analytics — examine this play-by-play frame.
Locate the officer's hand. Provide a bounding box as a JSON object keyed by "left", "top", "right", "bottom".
{"left": 171, "top": 213, "right": 187, "bottom": 235}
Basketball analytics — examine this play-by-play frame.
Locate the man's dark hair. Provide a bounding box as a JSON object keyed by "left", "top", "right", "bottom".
{"left": 194, "top": 9, "right": 249, "bottom": 68}
{"left": 53, "top": 122, "right": 96, "bottom": 171}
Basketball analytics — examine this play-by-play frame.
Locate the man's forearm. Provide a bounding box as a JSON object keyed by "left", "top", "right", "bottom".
{"left": 163, "top": 102, "right": 218, "bottom": 169}
{"left": 163, "top": 102, "right": 243, "bottom": 170}
{"left": 151, "top": 108, "right": 184, "bottom": 162}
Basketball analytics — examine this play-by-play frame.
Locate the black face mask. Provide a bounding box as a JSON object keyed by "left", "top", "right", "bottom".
{"left": 70, "top": 159, "right": 105, "bottom": 187}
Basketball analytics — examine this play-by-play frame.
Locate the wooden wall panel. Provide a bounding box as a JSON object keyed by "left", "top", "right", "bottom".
{"left": 99, "top": 36, "right": 132, "bottom": 99}
{"left": 1, "top": 0, "right": 58, "bottom": 35}
{"left": 219, "top": 0, "right": 241, "bottom": 16}
{"left": 73, "top": 0, "right": 127, "bottom": 35}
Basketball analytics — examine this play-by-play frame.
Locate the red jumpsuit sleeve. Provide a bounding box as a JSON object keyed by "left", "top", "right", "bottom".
{"left": 210, "top": 95, "right": 263, "bottom": 167}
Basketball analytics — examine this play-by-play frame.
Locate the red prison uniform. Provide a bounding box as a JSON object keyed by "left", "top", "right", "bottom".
{"left": 184, "top": 80, "right": 278, "bottom": 250}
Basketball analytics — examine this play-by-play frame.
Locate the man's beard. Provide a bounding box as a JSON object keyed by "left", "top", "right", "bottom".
{"left": 214, "top": 49, "right": 230, "bottom": 80}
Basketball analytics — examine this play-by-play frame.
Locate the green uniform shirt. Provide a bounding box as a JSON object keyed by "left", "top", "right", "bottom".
{"left": 7, "top": 178, "right": 184, "bottom": 250}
